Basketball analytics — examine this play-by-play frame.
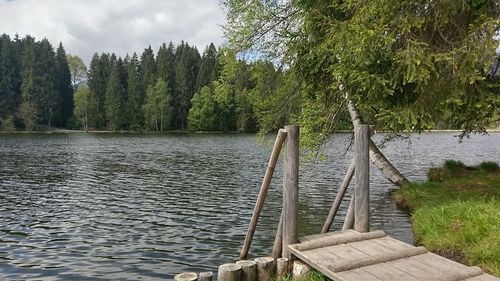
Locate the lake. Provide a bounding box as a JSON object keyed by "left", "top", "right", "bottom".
{"left": 0, "top": 132, "right": 498, "bottom": 280}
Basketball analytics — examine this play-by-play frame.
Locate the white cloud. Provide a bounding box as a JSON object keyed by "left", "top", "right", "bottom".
{"left": 0, "top": 0, "right": 226, "bottom": 65}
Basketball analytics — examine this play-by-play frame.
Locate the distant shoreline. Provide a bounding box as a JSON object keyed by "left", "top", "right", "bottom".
{"left": 1, "top": 128, "right": 499, "bottom": 134}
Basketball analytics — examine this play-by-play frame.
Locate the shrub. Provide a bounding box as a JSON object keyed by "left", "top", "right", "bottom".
{"left": 428, "top": 167, "right": 449, "bottom": 182}
{"left": 479, "top": 161, "right": 499, "bottom": 172}
{"left": 444, "top": 160, "right": 465, "bottom": 171}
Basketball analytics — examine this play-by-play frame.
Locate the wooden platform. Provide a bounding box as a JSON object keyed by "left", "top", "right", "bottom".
{"left": 288, "top": 230, "right": 499, "bottom": 281}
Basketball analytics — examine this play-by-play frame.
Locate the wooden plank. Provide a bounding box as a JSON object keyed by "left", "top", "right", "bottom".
{"left": 372, "top": 236, "right": 415, "bottom": 251}
{"left": 348, "top": 238, "right": 403, "bottom": 256}
{"left": 299, "top": 247, "right": 343, "bottom": 268}
{"left": 466, "top": 273, "right": 500, "bottom": 281}
{"left": 334, "top": 268, "right": 382, "bottom": 281}
{"left": 323, "top": 244, "right": 372, "bottom": 262}
{"left": 361, "top": 262, "right": 421, "bottom": 281}
{"left": 390, "top": 257, "right": 447, "bottom": 280}
{"left": 295, "top": 230, "right": 385, "bottom": 251}
{"left": 282, "top": 125, "right": 299, "bottom": 259}
{"left": 354, "top": 125, "right": 370, "bottom": 232}
{"left": 327, "top": 246, "right": 427, "bottom": 272}
{"left": 412, "top": 252, "right": 472, "bottom": 273}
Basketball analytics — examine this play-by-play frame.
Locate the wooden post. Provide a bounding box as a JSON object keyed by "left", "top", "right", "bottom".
{"left": 254, "top": 257, "right": 276, "bottom": 281}
{"left": 217, "top": 263, "right": 241, "bottom": 281}
{"left": 198, "top": 272, "right": 213, "bottom": 281}
{"left": 174, "top": 272, "right": 198, "bottom": 281}
{"left": 236, "top": 260, "right": 257, "bottom": 281}
{"left": 321, "top": 158, "right": 355, "bottom": 233}
{"left": 354, "top": 125, "right": 370, "bottom": 232}
{"left": 282, "top": 125, "right": 299, "bottom": 259}
{"left": 271, "top": 210, "right": 283, "bottom": 259}
{"left": 240, "top": 129, "right": 287, "bottom": 259}
{"left": 277, "top": 257, "right": 290, "bottom": 279}
{"left": 342, "top": 195, "right": 355, "bottom": 230}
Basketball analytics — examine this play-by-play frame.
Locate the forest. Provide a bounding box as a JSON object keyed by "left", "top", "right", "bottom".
{"left": 0, "top": 33, "right": 304, "bottom": 133}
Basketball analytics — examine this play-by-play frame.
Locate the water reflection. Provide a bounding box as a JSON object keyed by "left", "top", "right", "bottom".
{"left": 0, "top": 132, "right": 498, "bottom": 280}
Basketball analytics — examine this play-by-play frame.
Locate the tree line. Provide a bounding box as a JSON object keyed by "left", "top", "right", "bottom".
{"left": 0, "top": 34, "right": 73, "bottom": 130}
{"left": 0, "top": 33, "right": 301, "bottom": 133}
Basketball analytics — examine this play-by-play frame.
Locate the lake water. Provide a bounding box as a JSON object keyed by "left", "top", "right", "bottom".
{"left": 0, "top": 132, "right": 498, "bottom": 280}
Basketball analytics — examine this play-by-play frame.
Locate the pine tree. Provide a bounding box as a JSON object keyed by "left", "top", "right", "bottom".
{"left": 55, "top": 43, "right": 73, "bottom": 127}
{"left": 174, "top": 42, "right": 200, "bottom": 129}
{"left": 0, "top": 34, "right": 20, "bottom": 120}
{"left": 87, "top": 53, "right": 107, "bottom": 128}
{"left": 196, "top": 43, "right": 218, "bottom": 91}
{"left": 126, "top": 53, "right": 144, "bottom": 130}
{"left": 37, "top": 38, "right": 59, "bottom": 130}
{"left": 140, "top": 46, "right": 156, "bottom": 89}
{"left": 104, "top": 54, "right": 124, "bottom": 130}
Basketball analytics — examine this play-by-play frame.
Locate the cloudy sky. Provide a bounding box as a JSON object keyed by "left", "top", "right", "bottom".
{"left": 0, "top": 0, "right": 226, "bottom": 65}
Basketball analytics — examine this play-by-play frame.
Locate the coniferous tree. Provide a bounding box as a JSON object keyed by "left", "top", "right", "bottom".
{"left": 140, "top": 46, "right": 156, "bottom": 89}
{"left": 37, "top": 39, "right": 59, "bottom": 130}
{"left": 0, "top": 34, "right": 20, "bottom": 121}
{"left": 20, "top": 36, "right": 36, "bottom": 106}
{"left": 196, "top": 43, "right": 218, "bottom": 91}
{"left": 55, "top": 43, "right": 73, "bottom": 127}
{"left": 87, "top": 53, "right": 107, "bottom": 128}
{"left": 104, "top": 54, "right": 125, "bottom": 130}
{"left": 126, "top": 53, "right": 144, "bottom": 130}
{"left": 174, "top": 42, "right": 200, "bottom": 129}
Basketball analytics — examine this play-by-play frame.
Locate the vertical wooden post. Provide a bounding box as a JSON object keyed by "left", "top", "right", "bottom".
{"left": 217, "top": 263, "right": 242, "bottom": 281}
{"left": 254, "top": 257, "right": 276, "bottom": 281}
{"left": 354, "top": 125, "right": 370, "bottom": 232}
{"left": 236, "top": 260, "right": 257, "bottom": 281}
{"left": 240, "top": 129, "right": 287, "bottom": 259}
{"left": 282, "top": 125, "right": 299, "bottom": 259}
{"left": 277, "top": 257, "right": 290, "bottom": 279}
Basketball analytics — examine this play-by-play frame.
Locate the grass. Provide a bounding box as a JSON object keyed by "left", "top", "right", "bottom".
{"left": 394, "top": 161, "right": 500, "bottom": 276}
{"left": 276, "top": 270, "right": 328, "bottom": 281}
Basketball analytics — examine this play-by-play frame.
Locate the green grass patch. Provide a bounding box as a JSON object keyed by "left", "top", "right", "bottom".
{"left": 275, "top": 270, "right": 328, "bottom": 281}
{"left": 394, "top": 161, "right": 500, "bottom": 276}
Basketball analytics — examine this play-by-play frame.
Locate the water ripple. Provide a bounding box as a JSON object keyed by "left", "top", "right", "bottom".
{"left": 0, "top": 132, "right": 498, "bottom": 280}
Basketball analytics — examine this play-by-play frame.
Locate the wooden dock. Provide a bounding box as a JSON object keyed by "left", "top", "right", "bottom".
{"left": 289, "top": 229, "right": 499, "bottom": 281}
{"left": 177, "top": 125, "right": 499, "bottom": 280}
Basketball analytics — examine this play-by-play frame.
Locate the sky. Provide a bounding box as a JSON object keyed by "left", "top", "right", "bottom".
{"left": 0, "top": 0, "right": 226, "bottom": 65}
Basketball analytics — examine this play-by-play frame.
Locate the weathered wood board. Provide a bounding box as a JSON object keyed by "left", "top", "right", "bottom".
{"left": 288, "top": 230, "right": 499, "bottom": 281}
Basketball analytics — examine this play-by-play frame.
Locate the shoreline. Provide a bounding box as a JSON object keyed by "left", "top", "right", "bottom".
{"left": 393, "top": 161, "right": 500, "bottom": 277}
{"left": 2, "top": 129, "right": 500, "bottom": 135}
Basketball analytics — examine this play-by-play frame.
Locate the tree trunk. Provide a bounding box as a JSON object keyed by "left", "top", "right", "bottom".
{"left": 347, "top": 100, "right": 410, "bottom": 187}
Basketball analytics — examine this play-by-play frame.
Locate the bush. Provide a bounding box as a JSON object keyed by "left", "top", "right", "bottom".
{"left": 479, "top": 161, "right": 499, "bottom": 172}
{"left": 0, "top": 115, "right": 16, "bottom": 132}
{"left": 427, "top": 167, "right": 449, "bottom": 182}
{"left": 444, "top": 160, "right": 465, "bottom": 171}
